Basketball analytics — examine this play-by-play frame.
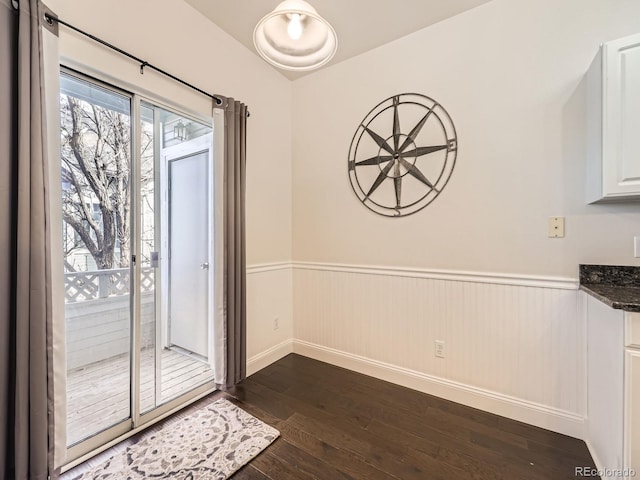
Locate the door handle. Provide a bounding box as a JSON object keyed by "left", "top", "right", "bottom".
{"left": 200, "top": 262, "right": 209, "bottom": 270}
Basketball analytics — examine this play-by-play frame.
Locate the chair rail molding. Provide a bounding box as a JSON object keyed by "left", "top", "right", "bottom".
{"left": 246, "top": 262, "right": 291, "bottom": 274}
{"left": 247, "top": 261, "right": 579, "bottom": 289}
{"left": 264, "top": 261, "right": 579, "bottom": 289}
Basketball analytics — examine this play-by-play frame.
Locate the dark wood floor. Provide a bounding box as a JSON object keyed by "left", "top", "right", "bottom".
{"left": 229, "top": 354, "right": 598, "bottom": 480}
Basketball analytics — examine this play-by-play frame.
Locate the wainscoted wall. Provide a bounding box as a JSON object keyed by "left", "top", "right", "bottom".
{"left": 246, "top": 264, "right": 294, "bottom": 375}
{"left": 292, "top": 263, "right": 585, "bottom": 438}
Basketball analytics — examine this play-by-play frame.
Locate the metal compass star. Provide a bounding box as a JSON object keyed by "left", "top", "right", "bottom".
{"left": 348, "top": 93, "right": 457, "bottom": 217}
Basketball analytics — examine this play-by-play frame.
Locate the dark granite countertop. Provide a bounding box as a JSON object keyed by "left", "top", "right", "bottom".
{"left": 579, "top": 264, "right": 640, "bottom": 312}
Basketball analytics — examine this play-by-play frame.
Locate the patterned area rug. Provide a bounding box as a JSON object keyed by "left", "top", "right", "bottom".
{"left": 73, "top": 398, "right": 279, "bottom": 480}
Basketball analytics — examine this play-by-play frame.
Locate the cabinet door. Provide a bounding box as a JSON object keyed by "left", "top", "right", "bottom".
{"left": 625, "top": 349, "right": 640, "bottom": 476}
{"left": 604, "top": 34, "right": 640, "bottom": 197}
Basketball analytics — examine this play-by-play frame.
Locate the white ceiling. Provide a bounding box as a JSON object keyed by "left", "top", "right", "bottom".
{"left": 184, "top": 0, "right": 493, "bottom": 80}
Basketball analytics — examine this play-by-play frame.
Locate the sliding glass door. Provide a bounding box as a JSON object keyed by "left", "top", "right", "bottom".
{"left": 137, "top": 101, "right": 215, "bottom": 416}
{"left": 60, "top": 73, "right": 133, "bottom": 447}
{"left": 61, "top": 71, "right": 216, "bottom": 461}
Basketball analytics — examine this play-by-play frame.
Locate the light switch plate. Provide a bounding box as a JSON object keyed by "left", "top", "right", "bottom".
{"left": 548, "top": 217, "right": 565, "bottom": 238}
{"left": 634, "top": 237, "right": 640, "bottom": 258}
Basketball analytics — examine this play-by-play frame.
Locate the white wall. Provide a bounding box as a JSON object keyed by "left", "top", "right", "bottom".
{"left": 47, "top": 0, "right": 294, "bottom": 364}
{"left": 289, "top": 0, "right": 640, "bottom": 438}
{"left": 292, "top": 0, "right": 640, "bottom": 277}
{"left": 247, "top": 265, "right": 294, "bottom": 374}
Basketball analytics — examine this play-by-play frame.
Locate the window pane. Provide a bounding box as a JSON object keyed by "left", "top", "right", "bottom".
{"left": 61, "top": 73, "right": 132, "bottom": 446}
{"left": 139, "top": 101, "right": 215, "bottom": 412}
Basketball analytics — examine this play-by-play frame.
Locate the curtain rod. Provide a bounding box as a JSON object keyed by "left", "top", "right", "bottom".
{"left": 44, "top": 13, "right": 241, "bottom": 113}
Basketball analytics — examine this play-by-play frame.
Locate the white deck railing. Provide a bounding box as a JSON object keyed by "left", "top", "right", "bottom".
{"left": 64, "top": 267, "right": 155, "bottom": 303}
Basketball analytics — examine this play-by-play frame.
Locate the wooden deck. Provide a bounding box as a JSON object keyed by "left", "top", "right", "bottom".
{"left": 67, "top": 348, "right": 214, "bottom": 446}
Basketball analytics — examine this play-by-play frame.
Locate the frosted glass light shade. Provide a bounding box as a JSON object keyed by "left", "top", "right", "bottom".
{"left": 253, "top": 0, "right": 338, "bottom": 71}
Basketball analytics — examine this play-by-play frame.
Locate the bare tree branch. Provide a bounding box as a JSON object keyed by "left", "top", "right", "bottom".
{"left": 61, "top": 94, "right": 132, "bottom": 270}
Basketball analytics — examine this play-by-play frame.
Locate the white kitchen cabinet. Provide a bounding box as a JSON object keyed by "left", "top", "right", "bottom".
{"left": 585, "top": 294, "right": 640, "bottom": 479}
{"left": 585, "top": 294, "right": 624, "bottom": 475}
{"left": 625, "top": 314, "right": 640, "bottom": 477}
{"left": 586, "top": 32, "right": 640, "bottom": 203}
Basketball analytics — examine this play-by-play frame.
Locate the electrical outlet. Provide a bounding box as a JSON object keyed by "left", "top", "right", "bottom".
{"left": 273, "top": 317, "right": 279, "bottom": 330}
{"left": 435, "top": 340, "right": 445, "bottom": 358}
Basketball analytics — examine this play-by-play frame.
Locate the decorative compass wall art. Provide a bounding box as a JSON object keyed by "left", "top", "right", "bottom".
{"left": 348, "top": 93, "right": 458, "bottom": 217}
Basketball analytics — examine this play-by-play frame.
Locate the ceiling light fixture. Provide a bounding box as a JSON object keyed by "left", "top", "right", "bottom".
{"left": 253, "top": 0, "right": 338, "bottom": 72}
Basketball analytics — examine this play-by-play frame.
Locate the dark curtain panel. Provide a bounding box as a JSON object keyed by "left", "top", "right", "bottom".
{"left": 0, "top": 0, "right": 57, "bottom": 478}
{"left": 222, "top": 100, "right": 247, "bottom": 387}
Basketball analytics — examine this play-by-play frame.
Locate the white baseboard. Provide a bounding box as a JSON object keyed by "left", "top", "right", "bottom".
{"left": 292, "top": 339, "right": 585, "bottom": 439}
{"left": 247, "top": 339, "right": 293, "bottom": 376}
{"left": 584, "top": 439, "right": 606, "bottom": 478}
